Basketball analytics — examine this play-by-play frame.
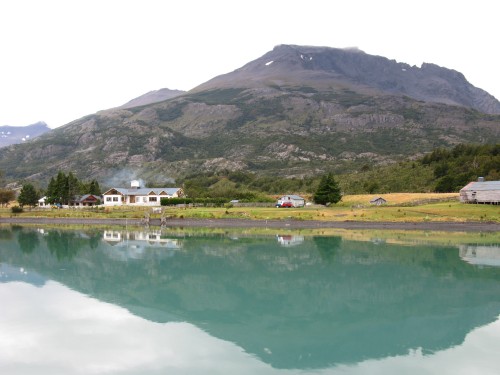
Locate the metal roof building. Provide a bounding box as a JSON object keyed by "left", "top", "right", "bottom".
{"left": 459, "top": 179, "right": 500, "bottom": 204}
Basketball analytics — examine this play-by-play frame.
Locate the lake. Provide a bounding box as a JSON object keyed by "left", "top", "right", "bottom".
{"left": 1, "top": 225, "right": 500, "bottom": 374}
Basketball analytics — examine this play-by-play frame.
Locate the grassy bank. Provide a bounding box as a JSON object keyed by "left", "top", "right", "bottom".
{"left": 2, "top": 193, "right": 499, "bottom": 223}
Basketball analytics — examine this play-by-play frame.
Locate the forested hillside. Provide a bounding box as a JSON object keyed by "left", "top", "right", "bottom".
{"left": 176, "top": 144, "right": 500, "bottom": 197}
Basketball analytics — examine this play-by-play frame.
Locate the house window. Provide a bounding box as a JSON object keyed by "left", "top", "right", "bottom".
{"left": 149, "top": 197, "right": 157, "bottom": 202}
{"left": 106, "top": 197, "right": 112, "bottom": 202}
{"left": 113, "top": 197, "right": 119, "bottom": 202}
{"left": 143, "top": 197, "right": 148, "bottom": 203}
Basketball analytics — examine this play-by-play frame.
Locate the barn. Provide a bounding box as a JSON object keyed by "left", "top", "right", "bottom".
{"left": 459, "top": 178, "right": 500, "bottom": 204}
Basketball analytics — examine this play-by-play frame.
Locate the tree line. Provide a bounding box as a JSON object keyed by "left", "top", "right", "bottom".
{"left": 5, "top": 143, "right": 500, "bottom": 208}
{"left": 17, "top": 171, "right": 101, "bottom": 207}
{"left": 421, "top": 143, "right": 500, "bottom": 192}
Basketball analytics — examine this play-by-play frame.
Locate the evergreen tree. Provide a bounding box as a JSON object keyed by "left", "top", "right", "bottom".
{"left": 88, "top": 179, "right": 101, "bottom": 195}
{"left": 313, "top": 173, "right": 342, "bottom": 205}
{"left": 55, "top": 171, "right": 69, "bottom": 204}
{"left": 17, "top": 183, "right": 39, "bottom": 207}
{"left": 67, "top": 172, "right": 80, "bottom": 202}
{"left": 46, "top": 177, "right": 58, "bottom": 204}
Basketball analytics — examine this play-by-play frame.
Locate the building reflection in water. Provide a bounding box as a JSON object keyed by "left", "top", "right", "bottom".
{"left": 276, "top": 234, "right": 304, "bottom": 247}
{"left": 459, "top": 244, "right": 500, "bottom": 267}
{"left": 102, "top": 230, "right": 182, "bottom": 260}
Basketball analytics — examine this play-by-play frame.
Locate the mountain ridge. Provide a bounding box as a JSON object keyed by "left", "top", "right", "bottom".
{"left": 195, "top": 44, "right": 500, "bottom": 114}
{"left": 120, "top": 88, "right": 185, "bottom": 109}
{"left": 0, "top": 45, "right": 499, "bottom": 185}
{"left": 0, "top": 121, "right": 51, "bottom": 148}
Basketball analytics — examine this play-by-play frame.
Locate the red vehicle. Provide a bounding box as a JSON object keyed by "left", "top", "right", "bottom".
{"left": 279, "top": 201, "right": 294, "bottom": 208}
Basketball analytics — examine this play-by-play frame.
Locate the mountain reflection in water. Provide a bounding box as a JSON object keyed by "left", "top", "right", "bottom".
{"left": 1, "top": 226, "right": 500, "bottom": 371}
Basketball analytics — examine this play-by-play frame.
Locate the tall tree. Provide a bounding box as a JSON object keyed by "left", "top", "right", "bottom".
{"left": 0, "top": 189, "right": 15, "bottom": 207}
{"left": 46, "top": 176, "right": 58, "bottom": 204}
{"left": 55, "top": 171, "right": 69, "bottom": 204}
{"left": 67, "top": 172, "right": 80, "bottom": 201}
{"left": 88, "top": 179, "right": 101, "bottom": 195}
{"left": 313, "top": 173, "right": 342, "bottom": 205}
{"left": 17, "top": 183, "right": 39, "bottom": 207}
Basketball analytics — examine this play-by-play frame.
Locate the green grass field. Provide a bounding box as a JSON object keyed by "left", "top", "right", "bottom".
{"left": 2, "top": 193, "right": 499, "bottom": 223}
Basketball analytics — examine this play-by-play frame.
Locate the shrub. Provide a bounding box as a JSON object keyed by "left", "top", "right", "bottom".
{"left": 11, "top": 206, "right": 23, "bottom": 213}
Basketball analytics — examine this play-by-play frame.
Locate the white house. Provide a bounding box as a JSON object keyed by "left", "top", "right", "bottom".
{"left": 459, "top": 178, "right": 500, "bottom": 204}
{"left": 277, "top": 195, "right": 305, "bottom": 207}
{"left": 102, "top": 180, "right": 184, "bottom": 207}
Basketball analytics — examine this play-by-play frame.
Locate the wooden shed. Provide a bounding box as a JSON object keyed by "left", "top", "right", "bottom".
{"left": 370, "top": 197, "right": 387, "bottom": 206}
{"left": 460, "top": 179, "right": 500, "bottom": 204}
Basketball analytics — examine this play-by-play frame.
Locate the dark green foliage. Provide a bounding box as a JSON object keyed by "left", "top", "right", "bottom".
{"left": 46, "top": 172, "right": 103, "bottom": 204}
{"left": 88, "top": 180, "right": 101, "bottom": 195}
{"left": 160, "top": 197, "right": 232, "bottom": 207}
{"left": 45, "top": 231, "right": 86, "bottom": 260}
{"left": 421, "top": 143, "right": 500, "bottom": 192}
{"left": 314, "top": 236, "right": 342, "bottom": 261}
{"left": 17, "top": 231, "right": 39, "bottom": 254}
{"left": 340, "top": 162, "right": 435, "bottom": 194}
{"left": 397, "top": 107, "right": 424, "bottom": 121}
{"left": 11, "top": 206, "right": 23, "bottom": 213}
{"left": 156, "top": 102, "right": 188, "bottom": 121}
{"left": 314, "top": 173, "right": 342, "bottom": 205}
{"left": 181, "top": 172, "right": 316, "bottom": 198}
{"left": 289, "top": 86, "right": 318, "bottom": 94}
{"left": 0, "top": 189, "right": 15, "bottom": 206}
{"left": 17, "top": 183, "right": 39, "bottom": 207}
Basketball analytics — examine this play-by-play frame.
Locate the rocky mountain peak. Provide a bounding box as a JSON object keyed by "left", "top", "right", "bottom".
{"left": 0, "top": 121, "right": 51, "bottom": 148}
{"left": 197, "top": 44, "right": 500, "bottom": 114}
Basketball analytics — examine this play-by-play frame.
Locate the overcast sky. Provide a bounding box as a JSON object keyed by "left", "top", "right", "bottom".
{"left": 1, "top": 0, "right": 498, "bottom": 128}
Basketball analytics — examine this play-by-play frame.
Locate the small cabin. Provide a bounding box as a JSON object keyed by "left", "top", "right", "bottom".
{"left": 370, "top": 197, "right": 387, "bottom": 206}
{"left": 460, "top": 178, "right": 500, "bottom": 205}
{"left": 38, "top": 196, "right": 49, "bottom": 208}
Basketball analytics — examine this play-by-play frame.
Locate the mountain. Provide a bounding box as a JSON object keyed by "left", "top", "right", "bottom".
{"left": 196, "top": 45, "right": 500, "bottom": 114}
{"left": 0, "top": 45, "right": 499, "bottom": 185}
{"left": 0, "top": 122, "right": 51, "bottom": 148}
{"left": 120, "top": 88, "right": 185, "bottom": 109}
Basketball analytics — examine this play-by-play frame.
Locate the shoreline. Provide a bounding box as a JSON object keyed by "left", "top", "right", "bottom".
{"left": 1, "top": 217, "right": 499, "bottom": 232}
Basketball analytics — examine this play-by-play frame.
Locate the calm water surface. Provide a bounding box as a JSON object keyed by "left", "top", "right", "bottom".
{"left": 1, "top": 226, "right": 500, "bottom": 374}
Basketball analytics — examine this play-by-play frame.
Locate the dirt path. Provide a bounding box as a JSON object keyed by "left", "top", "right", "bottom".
{"left": 1, "top": 217, "right": 499, "bottom": 232}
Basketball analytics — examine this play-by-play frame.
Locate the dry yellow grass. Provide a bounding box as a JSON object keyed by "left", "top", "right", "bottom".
{"left": 340, "top": 193, "right": 459, "bottom": 205}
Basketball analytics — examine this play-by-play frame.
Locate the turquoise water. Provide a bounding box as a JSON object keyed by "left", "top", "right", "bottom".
{"left": 1, "top": 226, "right": 500, "bottom": 374}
